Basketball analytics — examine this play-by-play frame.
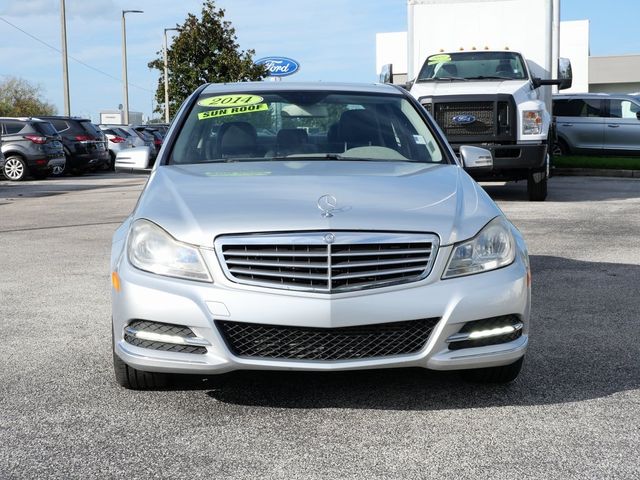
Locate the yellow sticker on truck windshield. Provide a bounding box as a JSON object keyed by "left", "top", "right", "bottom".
{"left": 427, "top": 54, "right": 452, "bottom": 65}
{"left": 198, "top": 94, "right": 264, "bottom": 107}
{"left": 198, "top": 103, "right": 269, "bottom": 120}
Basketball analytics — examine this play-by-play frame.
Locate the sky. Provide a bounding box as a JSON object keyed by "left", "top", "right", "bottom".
{"left": 0, "top": 0, "right": 637, "bottom": 122}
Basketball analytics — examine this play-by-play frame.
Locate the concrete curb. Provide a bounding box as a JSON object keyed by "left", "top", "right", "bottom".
{"left": 552, "top": 167, "right": 640, "bottom": 178}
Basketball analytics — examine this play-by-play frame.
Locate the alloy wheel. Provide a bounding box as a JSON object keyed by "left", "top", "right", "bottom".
{"left": 52, "top": 164, "right": 65, "bottom": 176}
{"left": 4, "top": 157, "right": 26, "bottom": 181}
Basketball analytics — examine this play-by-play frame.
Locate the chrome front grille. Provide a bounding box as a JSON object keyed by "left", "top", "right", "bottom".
{"left": 215, "top": 232, "right": 439, "bottom": 293}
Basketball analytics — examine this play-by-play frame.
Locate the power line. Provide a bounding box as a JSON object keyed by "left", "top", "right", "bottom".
{"left": 0, "top": 16, "right": 154, "bottom": 94}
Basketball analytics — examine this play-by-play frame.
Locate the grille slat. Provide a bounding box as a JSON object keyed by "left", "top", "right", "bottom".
{"left": 217, "top": 232, "right": 438, "bottom": 293}
{"left": 216, "top": 318, "right": 440, "bottom": 360}
{"left": 229, "top": 267, "right": 329, "bottom": 281}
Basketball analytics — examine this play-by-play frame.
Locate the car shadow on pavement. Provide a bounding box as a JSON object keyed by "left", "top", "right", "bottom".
{"left": 199, "top": 254, "right": 640, "bottom": 410}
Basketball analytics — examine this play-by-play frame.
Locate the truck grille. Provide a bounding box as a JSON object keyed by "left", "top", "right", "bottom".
{"left": 215, "top": 232, "right": 439, "bottom": 293}
{"left": 421, "top": 95, "right": 515, "bottom": 142}
{"left": 216, "top": 318, "right": 439, "bottom": 361}
{"left": 435, "top": 101, "right": 495, "bottom": 137}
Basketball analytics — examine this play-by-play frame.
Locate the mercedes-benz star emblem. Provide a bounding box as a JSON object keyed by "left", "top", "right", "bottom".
{"left": 323, "top": 233, "right": 336, "bottom": 244}
{"left": 317, "top": 194, "right": 338, "bottom": 218}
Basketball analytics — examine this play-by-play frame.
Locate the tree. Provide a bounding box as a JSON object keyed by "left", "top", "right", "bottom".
{"left": 148, "top": 0, "right": 266, "bottom": 119}
{"left": 0, "top": 77, "right": 57, "bottom": 117}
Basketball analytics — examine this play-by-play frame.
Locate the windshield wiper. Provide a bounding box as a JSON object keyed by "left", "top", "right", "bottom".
{"left": 419, "top": 77, "right": 468, "bottom": 82}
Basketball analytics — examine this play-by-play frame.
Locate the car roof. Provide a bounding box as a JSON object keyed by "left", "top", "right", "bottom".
{"left": 0, "top": 117, "right": 53, "bottom": 123}
{"left": 201, "top": 81, "right": 402, "bottom": 96}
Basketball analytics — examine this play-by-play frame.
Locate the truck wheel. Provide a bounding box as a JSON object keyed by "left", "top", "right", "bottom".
{"left": 462, "top": 356, "right": 524, "bottom": 383}
{"left": 527, "top": 154, "right": 548, "bottom": 201}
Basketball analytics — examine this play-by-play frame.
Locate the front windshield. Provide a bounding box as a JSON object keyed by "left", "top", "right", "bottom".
{"left": 170, "top": 91, "right": 444, "bottom": 164}
{"left": 417, "top": 51, "right": 527, "bottom": 81}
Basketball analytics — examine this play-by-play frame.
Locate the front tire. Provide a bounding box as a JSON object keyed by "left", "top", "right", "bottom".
{"left": 113, "top": 340, "right": 171, "bottom": 390}
{"left": 462, "top": 356, "right": 524, "bottom": 383}
{"left": 527, "top": 154, "right": 548, "bottom": 201}
{"left": 3, "top": 156, "right": 29, "bottom": 181}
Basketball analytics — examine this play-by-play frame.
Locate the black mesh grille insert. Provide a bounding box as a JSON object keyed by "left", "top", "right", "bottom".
{"left": 435, "top": 102, "right": 495, "bottom": 137}
{"left": 216, "top": 318, "right": 439, "bottom": 361}
{"left": 448, "top": 315, "right": 522, "bottom": 351}
{"left": 124, "top": 320, "right": 207, "bottom": 355}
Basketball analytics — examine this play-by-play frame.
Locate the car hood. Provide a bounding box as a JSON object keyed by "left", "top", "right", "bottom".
{"left": 410, "top": 79, "right": 529, "bottom": 98}
{"left": 133, "top": 161, "right": 501, "bottom": 247}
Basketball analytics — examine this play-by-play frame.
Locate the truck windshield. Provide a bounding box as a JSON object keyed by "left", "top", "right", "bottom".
{"left": 417, "top": 51, "right": 527, "bottom": 82}
{"left": 170, "top": 91, "right": 445, "bottom": 164}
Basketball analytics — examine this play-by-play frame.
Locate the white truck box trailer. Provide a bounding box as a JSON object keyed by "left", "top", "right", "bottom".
{"left": 406, "top": 0, "right": 572, "bottom": 201}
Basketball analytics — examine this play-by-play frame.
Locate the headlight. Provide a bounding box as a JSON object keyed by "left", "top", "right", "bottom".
{"left": 522, "top": 110, "right": 543, "bottom": 135}
{"left": 443, "top": 217, "right": 515, "bottom": 279}
{"left": 127, "top": 219, "right": 212, "bottom": 282}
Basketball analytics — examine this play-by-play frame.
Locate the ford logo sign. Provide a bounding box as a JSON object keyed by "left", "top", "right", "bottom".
{"left": 255, "top": 57, "right": 300, "bottom": 77}
{"left": 452, "top": 114, "right": 477, "bottom": 125}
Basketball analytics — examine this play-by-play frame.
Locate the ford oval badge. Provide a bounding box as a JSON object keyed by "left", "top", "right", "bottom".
{"left": 452, "top": 114, "right": 477, "bottom": 125}
{"left": 255, "top": 57, "right": 300, "bottom": 77}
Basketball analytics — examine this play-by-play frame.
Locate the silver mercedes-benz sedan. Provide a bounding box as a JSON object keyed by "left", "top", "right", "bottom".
{"left": 111, "top": 82, "right": 530, "bottom": 389}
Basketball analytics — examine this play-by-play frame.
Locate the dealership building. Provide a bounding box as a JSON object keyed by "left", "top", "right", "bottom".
{"left": 376, "top": 19, "right": 640, "bottom": 94}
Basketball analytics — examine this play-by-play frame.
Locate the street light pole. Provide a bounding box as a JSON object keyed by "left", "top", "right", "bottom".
{"left": 121, "top": 10, "right": 143, "bottom": 125}
{"left": 163, "top": 28, "right": 179, "bottom": 123}
{"left": 60, "top": 0, "right": 70, "bottom": 115}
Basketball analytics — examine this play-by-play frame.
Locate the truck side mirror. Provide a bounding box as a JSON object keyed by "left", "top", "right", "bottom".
{"left": 558, "top": 58, "right": 573, "bottom": 90}
{"left": 114, "top": 146, "right": 151, "bottom": 173}
{"left": 459, "top": 145, "right": 493, "bottom": 170}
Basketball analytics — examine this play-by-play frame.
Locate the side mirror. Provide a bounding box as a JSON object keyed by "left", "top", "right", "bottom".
{"left": 379, "top": 63, "right": 393, "bottom": 84}
{"left": 114, "top": 146, "right": 151, "bottom": 173}
{"left": 636, "top": 111, "right": 640, "bottom": 121}
{"left": 459, "top": 145, "right": 493, "bottom": 169}
{"left": 532, "top": 58, "right": 573, "bottom": 90}
{"left": 558, "top": 57, "right": 573, "bottom": 90}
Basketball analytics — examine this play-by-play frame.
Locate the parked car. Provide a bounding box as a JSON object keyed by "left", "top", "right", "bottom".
{"left": 553, "top": 93, "right": 640, "bottom": 156}
{"left": 110, "top": 82, "right": 531, "bottom": 390}
{"left": 0, "top": 117, "right": 65, "bottom": 181}
{"left": 98, "top": 125, "right": 135, "bottom": 169}
{"left": 133, "top": 125, "right": 164, "bottom": 158}
{"left": 38, "top": 116, "right": 110, "bottom": 175}
{"left": 103, "top": 124, "right": 157, "bottom": 164}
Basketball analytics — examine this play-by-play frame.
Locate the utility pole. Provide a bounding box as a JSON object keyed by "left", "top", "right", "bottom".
{"left": 60, "top": 0, "right": 70, "bottom": 115}
{"left": 121, "top": 10, "right": 143, "bottom": 125}
{"left": 163, "top": 28, "right": 179, "bottom": 123}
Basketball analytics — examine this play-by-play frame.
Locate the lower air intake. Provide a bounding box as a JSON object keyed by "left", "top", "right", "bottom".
{"left": 216, "top": 318, "right": 439, "bottom": 361}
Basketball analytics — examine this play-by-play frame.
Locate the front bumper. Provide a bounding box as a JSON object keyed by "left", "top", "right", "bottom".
{"left": 112, "top": 242, "right": 531, "bottom": 375}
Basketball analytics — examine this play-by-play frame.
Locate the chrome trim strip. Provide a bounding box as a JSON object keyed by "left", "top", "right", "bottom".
{"left": 446, "top": 322, "right": 524, "bottom": 343}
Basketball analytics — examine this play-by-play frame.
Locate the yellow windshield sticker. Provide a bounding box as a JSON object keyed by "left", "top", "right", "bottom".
{"left": 198, "top": 103, "right": 269, "bottom": 120}
{"left": 427, "top": 54, "right": 451, "bottom": 65}
{"left": 198, "top": 94, "right": 264, "bottom": 108}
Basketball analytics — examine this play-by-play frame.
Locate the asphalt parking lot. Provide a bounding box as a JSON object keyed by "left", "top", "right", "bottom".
{"left": 1, "top": 174, "right": 639, "bottom": 479}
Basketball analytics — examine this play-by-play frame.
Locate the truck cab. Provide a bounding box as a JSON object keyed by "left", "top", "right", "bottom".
{"left": 410, "top": 49, "right": 571, "bottom": 200}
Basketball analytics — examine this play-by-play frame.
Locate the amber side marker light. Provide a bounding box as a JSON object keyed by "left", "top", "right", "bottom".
{"left": 111, "top": 271, "right": 121, "bottom": 292}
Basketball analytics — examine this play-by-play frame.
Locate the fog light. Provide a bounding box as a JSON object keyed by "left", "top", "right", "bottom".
{"left": 467, "top": 325, "right": 517, "bottom": 339}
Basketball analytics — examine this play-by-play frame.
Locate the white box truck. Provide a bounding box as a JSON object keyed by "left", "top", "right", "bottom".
{"left": 405, "top": 0, "right": 572, "bottom": 201}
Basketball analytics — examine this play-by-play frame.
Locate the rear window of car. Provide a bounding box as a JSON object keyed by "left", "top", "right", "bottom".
{"left": 49, "top": 119, "right": 69, "bottom": 132}
{"left": 80, "top": 121, "right": 102, "bottom": 137}
{"left": 34, "top": 121, "right": 59, "bottom": 136}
